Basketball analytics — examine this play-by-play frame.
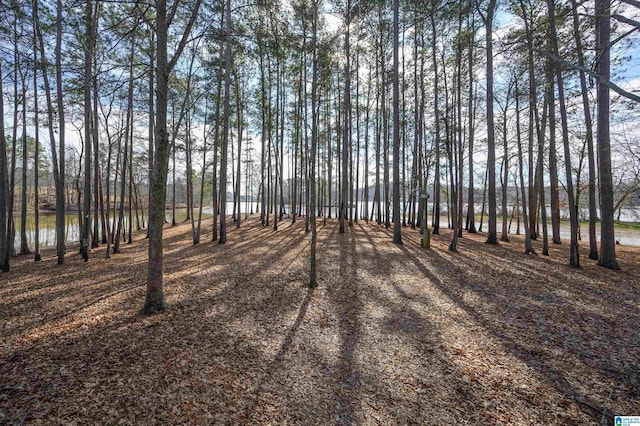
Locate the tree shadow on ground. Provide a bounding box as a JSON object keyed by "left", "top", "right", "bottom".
{"left": 1, "top": 217, "right": 638, "bottom": 424}
{"left": 396, "top": 228, "right": 639, "bottom": 423}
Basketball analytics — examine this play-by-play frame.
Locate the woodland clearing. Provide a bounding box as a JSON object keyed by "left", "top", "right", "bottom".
{"left": 1, "top": 216, "right": 639, "bottom": 425}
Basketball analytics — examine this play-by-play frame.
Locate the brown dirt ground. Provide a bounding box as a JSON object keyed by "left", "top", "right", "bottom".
{"left": 1, "top": 216, "right": 639, "bottom": 425}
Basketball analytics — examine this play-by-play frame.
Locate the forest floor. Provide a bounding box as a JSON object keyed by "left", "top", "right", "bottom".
{"left": 1, "top": 216, "right": 639, "bottom": 425}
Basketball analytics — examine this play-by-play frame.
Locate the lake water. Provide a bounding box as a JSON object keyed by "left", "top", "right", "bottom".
{"left": 9, "top": 201, "right": 640, "bottom": 248}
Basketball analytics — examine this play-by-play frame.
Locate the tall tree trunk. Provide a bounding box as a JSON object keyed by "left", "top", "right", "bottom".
{"left": 595, "top": 0, "right": 620, "bottom": 270}
{"left": 219, "top": 0, "right": 232, "bottom": 243}
{"left": 279, "top": 67, "right": 286, "bottom": 220}
{"left": 373, "top": 59, "right": 381, "bottom": 225}
{"left": 546, "top": 53, "right": 562, "bottom": 245}
{"left": 548, "top": 0, "right": 579, "bottom": 266}
{"left": 81, "top": 0, "right": 94, "bottom": 261}
{"left": 430, "top": 8, "right": 441, "bottom": 235}
{"left": 212, "top": 41, "right": 223, "bottom": 240}
{"left": 195, "top": 99, "right": 209, "bottom": 244}
{"left": 519, "top": 0, "right": 539, "bottom": 241}
{"left": 92, "top": 31, "right": 101, "bottom": 248}
{"left": 116, "top": 36, "right": 136, "bottom": 254}
{"left": 467, "top": 12, "right": 477, "bottom": 233}
{"left": 515, "top": 77, "right": 534, "bottom": 254}
{"left": 571, "top": 0, "right": 598, "bottom": 260}
{"left": 501, "top": 89, "right": 510, "bottom": 243}
{"left": 20, "top": 60, "right": 31, "bottom": 255}
{"left": 9, "top": 30, "right": 19, "bottom": 262}
{"left": 481, "top": 0, "right": 498, "bottom": 244}
{"left": 235, "top": 72, "right": 243, "bottom": 229}
{"left": 309, "top": 0, "right": 318, "bottom": 287}
{"left": 147, "top": 31, "right": 155, "bottom": 238}
{"left": 0, "top": 62, "right": 9, "bottom": 271}
{"left": 410, "top": 15, "right": 419, "bottom": 229}
{"left": 55, "top": 0, "right": 66, "bottom": 264}
{"left": 144, "top": 0, "right": 202, "bottom": 314}
{"left": 35, "top": 0, "right": 61, "bottom": 260}
{"left": 128, "top": 101, "right": 134, "bottom": 241}
{"left": 33, "top": 31, "right": 42, "bottom": 261}
{"left": 354, "top": 47, "right": 360, "bottom": 223}
{"left": 111, "top": 122, "right": 122, "bottom": 247}
{"left": 392, "top": 0, "right": 402, "bottom": 244}
{"left": 273, "top": 60, "right": 280, "bottom": 231}
{"left": 363, "top": 64, "right": 371, "bottom": 222}
{"left": 536, "top": 92, "right": 550, "bottom": 256}
{"left": 340, "top": 4, "right": 351, "bottom": 234}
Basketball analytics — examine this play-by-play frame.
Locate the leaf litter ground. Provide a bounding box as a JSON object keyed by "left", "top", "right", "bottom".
{"left": 1, "top": 216, "right": 638, "bottom": 425}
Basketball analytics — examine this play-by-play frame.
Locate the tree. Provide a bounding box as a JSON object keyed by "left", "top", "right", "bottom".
{"left": 144, "top": 0, "right": 202, "bottom": 314}
{"left": 0, "top": 62, "right": 9, "bottom": 272}
{"left": 430, "top": 0, "right": 442, "bottom": 235}
{"left": 33, "top": 20, "right": 41, "bottom": 262}
{"left": 547, "top": 0, "right": 579, "bottom": 267}
{"left": 219, "top": 0, "right": 231, "bottom": 244}
{"left": 310, "top": 0, "right": 319, "bottom": 288}
{"left": 466, "top": 9, "right": 478, "bottom": 234}
{"left": 478, "top": 0, "right": 498, "bottom": 244}
{"left": 570, "top": 0, "right": 598, "bottom": 260}
{"left": 392, "top": 0, "right": 402, "bottom": 244}
{"left": 81, "top": 0, "right": 96, "bottom": 262}
{"left": 514, "top": 74, "right": 534, "bottom": 254}
{"left": 596, "top": 0, "right": 620, "bottom": 270}
{"left": 55, "top": 0, "right": 66, "bottom": 264}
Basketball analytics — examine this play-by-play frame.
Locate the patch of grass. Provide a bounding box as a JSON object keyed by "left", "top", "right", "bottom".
{"left": 614, "top": 221, "right": 640, "bottom": 231}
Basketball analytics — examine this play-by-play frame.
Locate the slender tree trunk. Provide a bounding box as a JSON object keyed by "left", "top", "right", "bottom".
{"left": 518, "top": 0, "right": 539, "bottom": 241}
{"left": 570, "top": 0, "right": 598, "bottom": 259}
{"left": 548, "top": 0, "right": 579, "bottom": 266}
{"left": 363, "top": 64, "right": 371, "bottom": 222}
{"left": 340, "top": 5, "right": 351, "bottom": 234}
{"left": 501, "top": 90, "right": 510, "bottom": 243}
{"left": 536, "top": 92, "right": 550, "bottom": 256}
{"left": 81, "top": 0, "right": 94, "bottom": 261}
{"left": 128, "top": 103, "right": 134, "bottom": 241}
{"left": 515, "top": 77, "right": 534, "bottom": 254}
{"left": 467, "top": 13, "right": 477, "bottom": 233}
{"left": 219, "top": 0, "right": 232, "bottom": 243}
{"left": 310, "top": 0, "right": 318, "bottom": 287}
{"left": 392, "top": 0, "right": 402, "bottom": 244}
{"left": 546, "top": 53, "right": 562, "bottom": 245}
{"left": 33, "top": 31, "right": 41, "bottom": 261}
{"left": 20, "top": 62, "right": 31, "bottom": 255}
{"left": 0, "top": 62, "right": 9, "bottom": 271}
{"left": 235, "top": 73, "right": 243, "bottom": 229}
{"left": 279, "top": 67, "right": 286, "bottom": 220}
{"left": 55, "top": 0, "right": 66, "bottom": 264}
{"left": 147, "top": 31, "right": 155, "bottom": 238}
{"left": 410, "top": 16, "right": 419, "bottom": 228}
{"left": 9, "top": 32, "right": 18, "bottom": 262}
{"left": 430, "top": 9, "right": 441, "bottom": 235}
{"left": 116, "top": 36, "right": 136, "bottom": 254}
{"left": 195, "top": 100, "right": 209, "bottom": 244}
{"left": 482, "top": 0, "right": 498, "bottom": 244}
{"left": 92, "top": 33, "right": 101, "bottom": 248}
{"left": 273, "top": 61, "right": 280, "bottom": 231}
{"left": 111, "top": 124, "right": 122, "bottom": 246}
{"left": 354, "top": 47, "right": 360, "bottom": 223}
{"left": 212, "top": 47, "right": 223, "bottom": 240}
